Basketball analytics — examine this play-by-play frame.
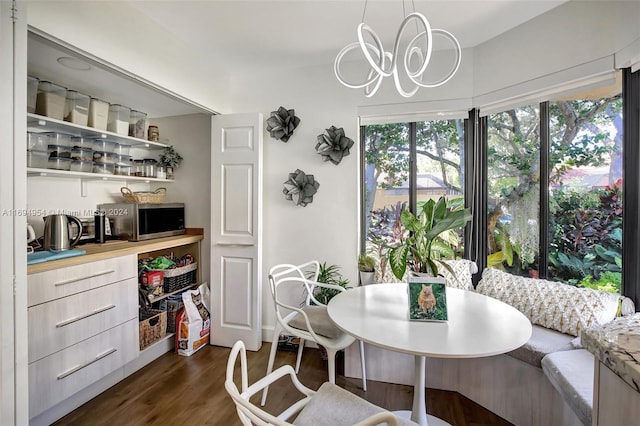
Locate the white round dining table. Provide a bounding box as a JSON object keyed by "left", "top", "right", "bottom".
{"left": 327, "top": 283, "right": 532, "bottom": 426}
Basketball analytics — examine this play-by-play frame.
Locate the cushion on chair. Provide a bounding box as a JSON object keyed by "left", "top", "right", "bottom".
{"left": 507, "top": 324, "right": 574, "bottom": 367}
{"left": 476, "top": 268, "right": 619, "bottom": 336}
{"left": 541, "top": 349, "right": 594, "bottom": 426}
{"left": 441, "top": 259, "right": 476, "bottom": 290}
{"left": 293, "top": 382, "right": 418, "bottom": 426}
{"left": 288, "top": 305, "right": 343, "bottom": 339}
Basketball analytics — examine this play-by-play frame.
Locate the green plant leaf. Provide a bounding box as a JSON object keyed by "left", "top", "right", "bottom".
{"left": 389, "top": 245, "right": 409, "bottom": 280}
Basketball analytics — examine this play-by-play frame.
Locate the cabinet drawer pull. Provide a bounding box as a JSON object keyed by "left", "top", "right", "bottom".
{"left": 56, "top": 348, "right": 117, "bottom": 380}
{"left": 55, "top": 304, "right": 116, "bottom": 328}
{"left": 54, "top": 269, "right": 115, "bottom": 286}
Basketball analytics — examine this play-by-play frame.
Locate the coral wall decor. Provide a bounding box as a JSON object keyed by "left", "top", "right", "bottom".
{"left": 266, "top": 106, "right": 300, "bottom": 142}
{"left": 315, "top": 126, "right": 354, "bottom": 165}
{"left": 283, "top": 169, "right": 320, "bottom": 207}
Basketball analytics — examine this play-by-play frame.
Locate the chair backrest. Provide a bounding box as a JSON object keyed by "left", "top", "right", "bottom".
{"left": 267, "top": 261, "right": 321, "bottom": 331}
{"left": 225, "top": 340, "right": 315, "bottom": 426}
{"left": 225, "top": 340, "right": 400, "bottom": 426}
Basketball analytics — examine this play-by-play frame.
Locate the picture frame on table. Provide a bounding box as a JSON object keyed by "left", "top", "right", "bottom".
{"left": 407, "top": 276, "right": 448, "bottom": 321}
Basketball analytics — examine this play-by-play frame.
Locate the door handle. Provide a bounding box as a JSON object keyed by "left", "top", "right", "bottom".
{"left": 216, "top": 242, "right": 253, "bottom": 247}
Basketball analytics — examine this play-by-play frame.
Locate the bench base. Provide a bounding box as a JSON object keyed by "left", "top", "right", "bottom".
{"left": 345, "top": 343, "right": 584, "bottom": 426}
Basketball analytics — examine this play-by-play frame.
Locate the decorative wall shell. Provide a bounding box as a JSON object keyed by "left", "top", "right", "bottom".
{"left": 282, "top": 169, "right": 319, "bottom": 207}
{"left": 315, "top": 126, "right": 354, "bottom": 165}
{"left": 266, "top": 106, "right": 300, "bottom": 142}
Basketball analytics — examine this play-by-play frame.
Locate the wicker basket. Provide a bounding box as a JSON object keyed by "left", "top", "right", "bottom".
{"left": 121, "top": 187, "right": 166, "bottom": 203}
{"left": 149, "top": 262, "right": 198, "bottom": 293}
{"left": 139, "top": 309, "right": 167, "bottom": 350}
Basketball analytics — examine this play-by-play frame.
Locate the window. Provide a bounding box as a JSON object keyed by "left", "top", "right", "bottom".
{"left": 362, "top": 119, "right": 466, "bottom": 280}
{"left": 486, "top": 104, "right": 541, "bottom": 278}
{"left": 360, "top": 69, "right": 639, "bottom": 308}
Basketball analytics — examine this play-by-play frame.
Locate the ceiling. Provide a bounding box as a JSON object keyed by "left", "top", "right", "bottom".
{"left": 129, "top": 0, "right": 569, "bottom": 75}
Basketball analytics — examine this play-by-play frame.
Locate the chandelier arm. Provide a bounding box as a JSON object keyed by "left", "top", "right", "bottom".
{"left": 409, "top": 29, "right": 462, "bottom": 88}
{"left": 394, "top": 13, "right": 433, "bottom": 80}
{"left": 357, "top": 23, "right": 394, "bottom": 77}
{"left": 364, "top": 51, "right": 392, "bottom": 97}
{"left": 334, "top": 42, "right": 386, "bottom": 89}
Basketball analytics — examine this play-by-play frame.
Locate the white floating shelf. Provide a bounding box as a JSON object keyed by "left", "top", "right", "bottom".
{"left": 27, "top": 113, "right": 168, "bottom": 149}
{"left": 27, "top": 168, "right": 174, "bottom": 183}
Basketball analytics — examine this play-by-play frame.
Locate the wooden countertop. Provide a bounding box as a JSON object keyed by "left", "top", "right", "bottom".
{"left": 28, "top": 229, "right": 204, "bottom": 274}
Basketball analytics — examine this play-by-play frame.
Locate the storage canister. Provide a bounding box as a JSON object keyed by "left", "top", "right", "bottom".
{"left": 47, "top": 157, "right": 72, "bottom": 171}
{"left": 70, "top": 160, "right": 93, "bottom": 173}
{"left": 148, "top": 125, "right": 159, "bottom": 142}
{"left": 70, "top": 136, "right": 93, "bottom": 150}
{"left": 27, "top": 76, "right": 39, "bottom": 113}
{"left": 35, "top": 81, "right": 66, "bottom": 120}
{"left": 143, "top": 158, "right": 158, "bottom": 178}
{"left": 133, "top": 159, "right": 145, "bottom": 177}
{"left": 88, "top": 98, "right": 109, "bottom": 130}
{"left": 27, "top": 132, "right": 48, "bottom": 151}
{"left": 41, "top": 132, "right": 72, "bottom": 147}
{"left": 64, "top": 90, "right": 90, "bottom": 126}
{"left": 27, "top": 150, "right": 48, "bottom": 168}
{"left": 129, "top": 110, "right": 147, "bottom": 139}
{"left": 48, "top": 144, "right": 72, "bottom": 159}
{"left": 92, "top": 139, "right": 116, "bottom": 153}
{"left": 107, "top": 104, "right": 131, "bottom": 135}
{"left": 71, "top": 147, "right": 93, "bottom": 162}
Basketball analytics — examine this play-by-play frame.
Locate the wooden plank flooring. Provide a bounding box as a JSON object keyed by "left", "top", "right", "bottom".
{"left": 54, "top": 343, "right": 513, "bottom": 426}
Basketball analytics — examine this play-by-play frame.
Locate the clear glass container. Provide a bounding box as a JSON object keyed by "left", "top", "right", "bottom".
{"left": 70, "top": 160, "right": 93, "bottom": 173}
{"left": 129, "top": 110, "right": 147, "bottom": 139}
{"left": 35, "top": 81, "right": 66, "bottom": 119}
{"left": 92, "top": 162, "right": 115, "bottom": 175}
{"left": 47, "top": 157, "right": 72, "bottom": 171}
{"left": 27, "top": 132, "right": 48, "bottom": 151}
{"left": 27, "top": 150, "right": 48, "bottom": 168}
{"left": 134, "top": 159, "right": 145, "bottom": 177}
{"left": 88, "top": 98, "right": 109, "bottom": 130}
{"left": 156, "top": 166, "right": 167, "bottom": 180}
{"left": 143, "top": 158, "right": 157, "bottom": 178}
{"left": 64, "top": 90, "right": 90, "bottom": 126}
{"left": 27, "top": 76, "right": 39, "bottom": 113}
{"left": 107, "top": 104, "right": 131, "bottom": 135}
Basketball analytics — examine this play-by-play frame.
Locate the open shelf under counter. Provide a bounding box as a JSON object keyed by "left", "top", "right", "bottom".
{"left": 27, "top": 113, "right": 168, "bottom": 149}
{"left": 144, "top": 282, "right": 200, "bottom": 304}
{"left": 27, "top": 167, "right": 174, "bottom": 183}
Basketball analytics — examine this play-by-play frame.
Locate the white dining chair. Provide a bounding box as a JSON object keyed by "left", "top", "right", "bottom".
{"left": 226, "top": 340, "right": 413, "bottom": 426}
{"left": 261, "top": 261, "right": 367, "bottom": 406}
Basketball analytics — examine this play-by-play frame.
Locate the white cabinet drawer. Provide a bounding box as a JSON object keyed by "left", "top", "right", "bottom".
{"left": 28, "top": 319, "right": 139, "bottom": 418}
{"left": 28, "top": 254, "right": 137, "bottom": 307}
{"left": 28, "top": 278, "right": 138, "bottom": 363}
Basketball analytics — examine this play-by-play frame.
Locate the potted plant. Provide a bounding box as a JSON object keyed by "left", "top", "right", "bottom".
{"left": 308, "top": 262, "right": 350, "bottom": 305}
{"left": 159, "top": 145, "right": 183, "bottom": 180}
{"left": 358, "top": 253, "right": 376, "bottom": 285}
{"left": 388, "top": 196, "right": 472, "bottom": 280}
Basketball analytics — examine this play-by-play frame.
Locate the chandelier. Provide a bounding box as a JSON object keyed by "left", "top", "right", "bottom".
{"left": 334, "top": 1, "right": 461, "bottom": 98}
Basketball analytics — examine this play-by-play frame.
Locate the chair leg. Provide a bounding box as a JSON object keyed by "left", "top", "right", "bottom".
{"left": 295, "top": 338, "right": 305, "bottom": 374}
{"left": 326, "top": 348, "right": 338, "bottom": 384}
{"left": 261, "top": 322, "right": 282, "bottom": 406}
{"left": 359, "top": 340, "right": 367, "bottom": 391}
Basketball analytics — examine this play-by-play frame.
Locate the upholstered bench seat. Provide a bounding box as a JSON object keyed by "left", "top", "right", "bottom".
{"left": 541, "top": 349, "right": 594, "bottom": 426}
{"left": 508, "top": 324, "right": 575, "bottom": 367}
{"left": 293, "top": 382, "right": 418, "bottom": 426}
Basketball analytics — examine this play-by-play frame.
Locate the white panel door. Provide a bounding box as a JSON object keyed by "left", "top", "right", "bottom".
{"left": 210, "top": 113, "right": 263, "bottom": 351}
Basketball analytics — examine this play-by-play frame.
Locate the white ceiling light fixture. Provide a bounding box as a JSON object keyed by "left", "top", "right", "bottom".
{"left": 334, "top": 0, "right": 462, "bottom": 98}
{"left": 57, "top": 56, "right": 92, "bottom": 71}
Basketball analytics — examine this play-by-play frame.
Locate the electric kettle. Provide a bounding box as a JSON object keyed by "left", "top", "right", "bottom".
{"left": 43, "top": 214, "right": 83, "bottom": 251}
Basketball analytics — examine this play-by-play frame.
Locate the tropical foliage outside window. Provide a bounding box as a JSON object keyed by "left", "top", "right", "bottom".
{"left": 363, "top": 120, "right": 465, "bottom": 281}
{"left": 486, "top": 93, "right": 623, "bottom": 293}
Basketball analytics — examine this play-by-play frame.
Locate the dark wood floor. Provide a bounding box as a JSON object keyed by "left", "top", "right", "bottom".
{"left": 54, "top": 343, "right": 513, "bottom": 426}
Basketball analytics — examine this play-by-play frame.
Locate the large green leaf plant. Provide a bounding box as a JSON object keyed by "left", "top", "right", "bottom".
{"left": 389, "top": 197, "right": 472, "bottom": 280}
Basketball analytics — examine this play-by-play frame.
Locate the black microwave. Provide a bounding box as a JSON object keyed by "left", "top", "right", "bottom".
{"left": 98, "top": 202, "right": 185, "bottom": 241}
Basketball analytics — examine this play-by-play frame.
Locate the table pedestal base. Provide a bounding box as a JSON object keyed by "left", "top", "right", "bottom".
{"left": 403, "top": 355, "right": 452, "bottom": 426}
{"left": 394, "top": 410, "right": 451, "bottom": 426}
